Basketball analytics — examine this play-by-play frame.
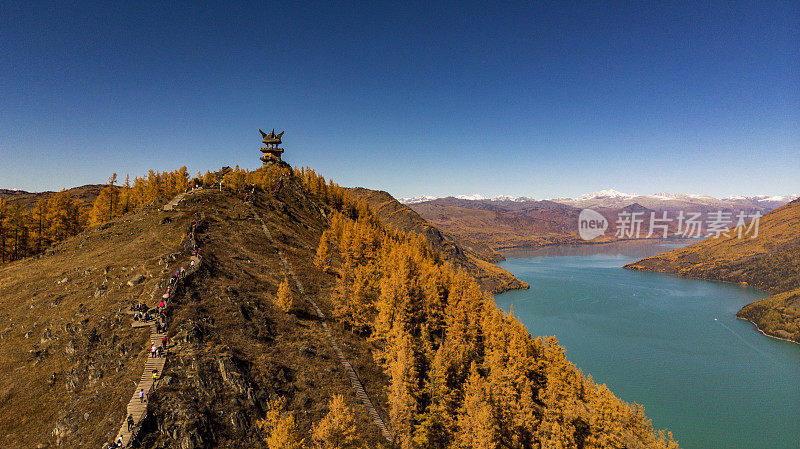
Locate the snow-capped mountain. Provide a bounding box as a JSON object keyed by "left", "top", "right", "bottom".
{"left": 728, "top": 194, "right": 799, "bottom": 203}
{"left": 574, "top": 189, "right": 636, "bottom": 201}
{"left": 398, "top": 190, "right": 798, "bottom": 211}
{"left": 399, "top": 195, "right": 441, "bottom": 205}
{"left": 552, "top": 191, "right": 798, "bottom": 210}
{"left": 399, "top": 194, "right": 533, "bottom": 204}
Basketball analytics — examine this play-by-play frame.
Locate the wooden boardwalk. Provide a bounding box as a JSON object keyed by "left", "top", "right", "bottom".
{"left": 111, "top": 322, "right": 166, "bottom": 446}
{"left": 106, "top": 193, "right": 199, "bottom": 447}
{"left": 162, "top": 192, "right": 187, "bottom": 211}
{"left": 250, "top": 205, "right": 393, "bottom": 442}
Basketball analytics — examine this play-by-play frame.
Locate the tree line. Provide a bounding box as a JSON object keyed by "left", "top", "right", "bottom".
{"left": 0, "top": 167, "right": 200, "bottom": 265}
{"left": 0, "top": 191, "right": 85, "bottom": 263}
{"left": 0, "top": 163, "right": 303, "bottom": 266}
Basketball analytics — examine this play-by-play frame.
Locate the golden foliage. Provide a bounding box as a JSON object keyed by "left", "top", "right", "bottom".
{"left": 258, "top": 397, "right": 305, "bottom": 449}
{"left": 0, "top": 191, "right": 86, "bottom": 263}
{"left": 311, "top": 394, "right": 361, "bottom": 449}
{"left": 276, "top": 277, "right": 293, "bottom": 313}
{"left": 297, "top": 169, "right": 680, "bottom": 449}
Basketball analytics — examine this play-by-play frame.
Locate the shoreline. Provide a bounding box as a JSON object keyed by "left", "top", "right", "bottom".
{"left": 499, "top": 239, "right": 701, "bottom": 261}
{"left": 624, "top": 265, "right": 768, "bottom": 291}
{"left": 736, "top": 316, "right": 799, "bottom": 346}
{"left": 622, "top": 267, "right": 797, "bottom": 346}
{"left": 495, "top": 236, "right": 699, "bottom": 251}
{"left": 496, "top": 243, "right": 798, "bottom": 347}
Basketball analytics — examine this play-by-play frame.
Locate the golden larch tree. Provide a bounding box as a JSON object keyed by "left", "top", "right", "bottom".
{"left": 275, "top": 277, "right": 293, "bottom": 312}
{"left": 258, "top": 397, "right": 305, "bottom": 449}
{"left": 311, "top": 394, "right": 361, "bottom": 449}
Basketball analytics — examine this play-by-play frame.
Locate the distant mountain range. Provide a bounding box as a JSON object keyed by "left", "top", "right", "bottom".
{"left": 399, "top": 189, "right": 799, "bottom": 211}
{"left": 397, "top": 190, "right": 798, "bottom": 249}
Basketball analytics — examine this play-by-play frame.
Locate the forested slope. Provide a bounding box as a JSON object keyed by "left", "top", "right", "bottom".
{"left": 346, "top": 187, "right": 528, "bottom": 294}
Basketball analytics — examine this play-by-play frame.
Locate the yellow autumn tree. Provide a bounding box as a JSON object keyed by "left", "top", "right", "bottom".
{"left": 311, "top": 394, "right": 361, "bottom": 449}
{"left": 290, "top": 167, "right": 680, "bottom": 449}
{"left": 314, "top": 229, "right": 334, "bottom": 270}
{"left": 258, "top": 397, "right": 304, "bottom": 449}
{"left": 455, "top": 363, "right": 498, "bottom": 449}
{"left": 88, "top": 185, "right": 120, "bottom": 225}
{"left": 275, "top": 277, "right": 293, "bottom": 312}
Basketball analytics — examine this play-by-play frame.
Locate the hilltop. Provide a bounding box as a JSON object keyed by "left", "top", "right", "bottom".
{"left": 625, "top": 199, "right": 800, "bottom": 343}
{"left": 0, "top": 165, "right": 678, "bottom": 448}
{"left": 0, "top": 184, "right": 105, "bottom": 209}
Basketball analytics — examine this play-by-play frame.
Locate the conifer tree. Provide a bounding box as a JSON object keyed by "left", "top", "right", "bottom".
{"left": 387, "top": 334, "right": 418, "bottom": 449}
{"left": 314, "top": 230, "right": 333, "bottom": 270}
{"left": 89, "top": 185, "right": 119, "bottom": 225}
{"left": 119, "top": 174, "right": 132, "bottom": 214}
{"left": 32, "top": 197, "right": 49, "bottom": 252}
{"left": 276, "top": 277, "right": 293, "bottom": 312}
{"left": 0, "top": 198, "right": 7, "bottom": 263}
{"left": 258, "top": 397, "right": 305, "bottom": 449}
{"left": 107, "top": 173, "right": 117, "bottom": 217}
{"left": 311, "top": 394, "right": 361, "bottom": 449}
{"left": 455, "top": 364, "right": 498, "bottom": 449}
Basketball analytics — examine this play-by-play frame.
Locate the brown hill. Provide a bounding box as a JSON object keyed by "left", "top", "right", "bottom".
{"left": 347, "top": 188, "right": 528, "bottom": 293}
{"left": 0, "top": 184, "right": 105, "bottom": 209}
{"left": 0, "top": 167, "right": 679, "bottom": 448}
{"left": 0, "top": 182, "right": 391, "bottom": 448}
{"left": 408, "top": 201, "right": 621, "bottom": 248}
{"left": 625, "top": 199, "right": 800, "bottom": 343}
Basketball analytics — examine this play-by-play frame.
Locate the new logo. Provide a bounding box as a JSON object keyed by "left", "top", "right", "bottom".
{"left": 578, "top": 209, "right": 607, "bottom": 240}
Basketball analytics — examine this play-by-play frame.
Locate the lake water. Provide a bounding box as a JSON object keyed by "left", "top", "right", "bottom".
{"left": 495, "top": 240, "right": 800, "bottom": 449}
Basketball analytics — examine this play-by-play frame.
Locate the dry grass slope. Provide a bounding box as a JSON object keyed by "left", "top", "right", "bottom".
{"left": 0, "top": 180, "right": 393, "bottom": 448}
{"left": 0, "top": 197, "right": 189, "bottom": 447}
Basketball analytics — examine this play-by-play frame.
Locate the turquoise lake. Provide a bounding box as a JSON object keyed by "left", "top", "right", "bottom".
{"left": 495, "top": 240, "right": 800, "bottom": 449}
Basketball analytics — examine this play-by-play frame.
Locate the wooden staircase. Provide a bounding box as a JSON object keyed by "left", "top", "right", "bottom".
{"left": 112, "top": 322, "right": 166, "bottom": 446}
{"left": 162, "top": 192, "right": 187, "bottom": 211}
{"left": 105, "top": 193, "right": 200, "bottom": 447}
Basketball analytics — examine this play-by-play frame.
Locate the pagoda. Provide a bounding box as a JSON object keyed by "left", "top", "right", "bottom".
{"left": 259, "top": 128, "right": 284, "bottom": 164}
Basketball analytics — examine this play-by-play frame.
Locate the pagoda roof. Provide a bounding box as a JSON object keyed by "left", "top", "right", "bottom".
{"left": 259, "top": 128, "right": 284, "bottom": 145}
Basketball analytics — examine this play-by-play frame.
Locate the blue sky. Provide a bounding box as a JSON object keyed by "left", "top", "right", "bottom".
{"left": 1, "top": 1, "right": 798, "bottom": 198}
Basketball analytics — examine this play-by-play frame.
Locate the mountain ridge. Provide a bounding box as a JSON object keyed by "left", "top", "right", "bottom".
{"left": 398, "top": 191, "right": 797, "bottom": 250}
{"left": 0, "top": 165, "right": 679, "bottom": 448}
{"left": 346, "top": 187, "right": 529, "bottom": 293}
{"left": 399, "top": 191, "right": 799, "bottom": 210}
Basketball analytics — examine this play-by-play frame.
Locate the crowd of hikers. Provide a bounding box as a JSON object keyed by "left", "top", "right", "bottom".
{"left": 106, "top": 179, "right": 270, "bottom": 447}
{"left": 105, "top": 213, "right": 202, "bottom": 448}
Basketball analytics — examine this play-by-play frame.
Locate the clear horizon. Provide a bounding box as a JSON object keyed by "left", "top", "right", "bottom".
{"left": 2, "top": 2, "right": 798, "bottom": 199}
